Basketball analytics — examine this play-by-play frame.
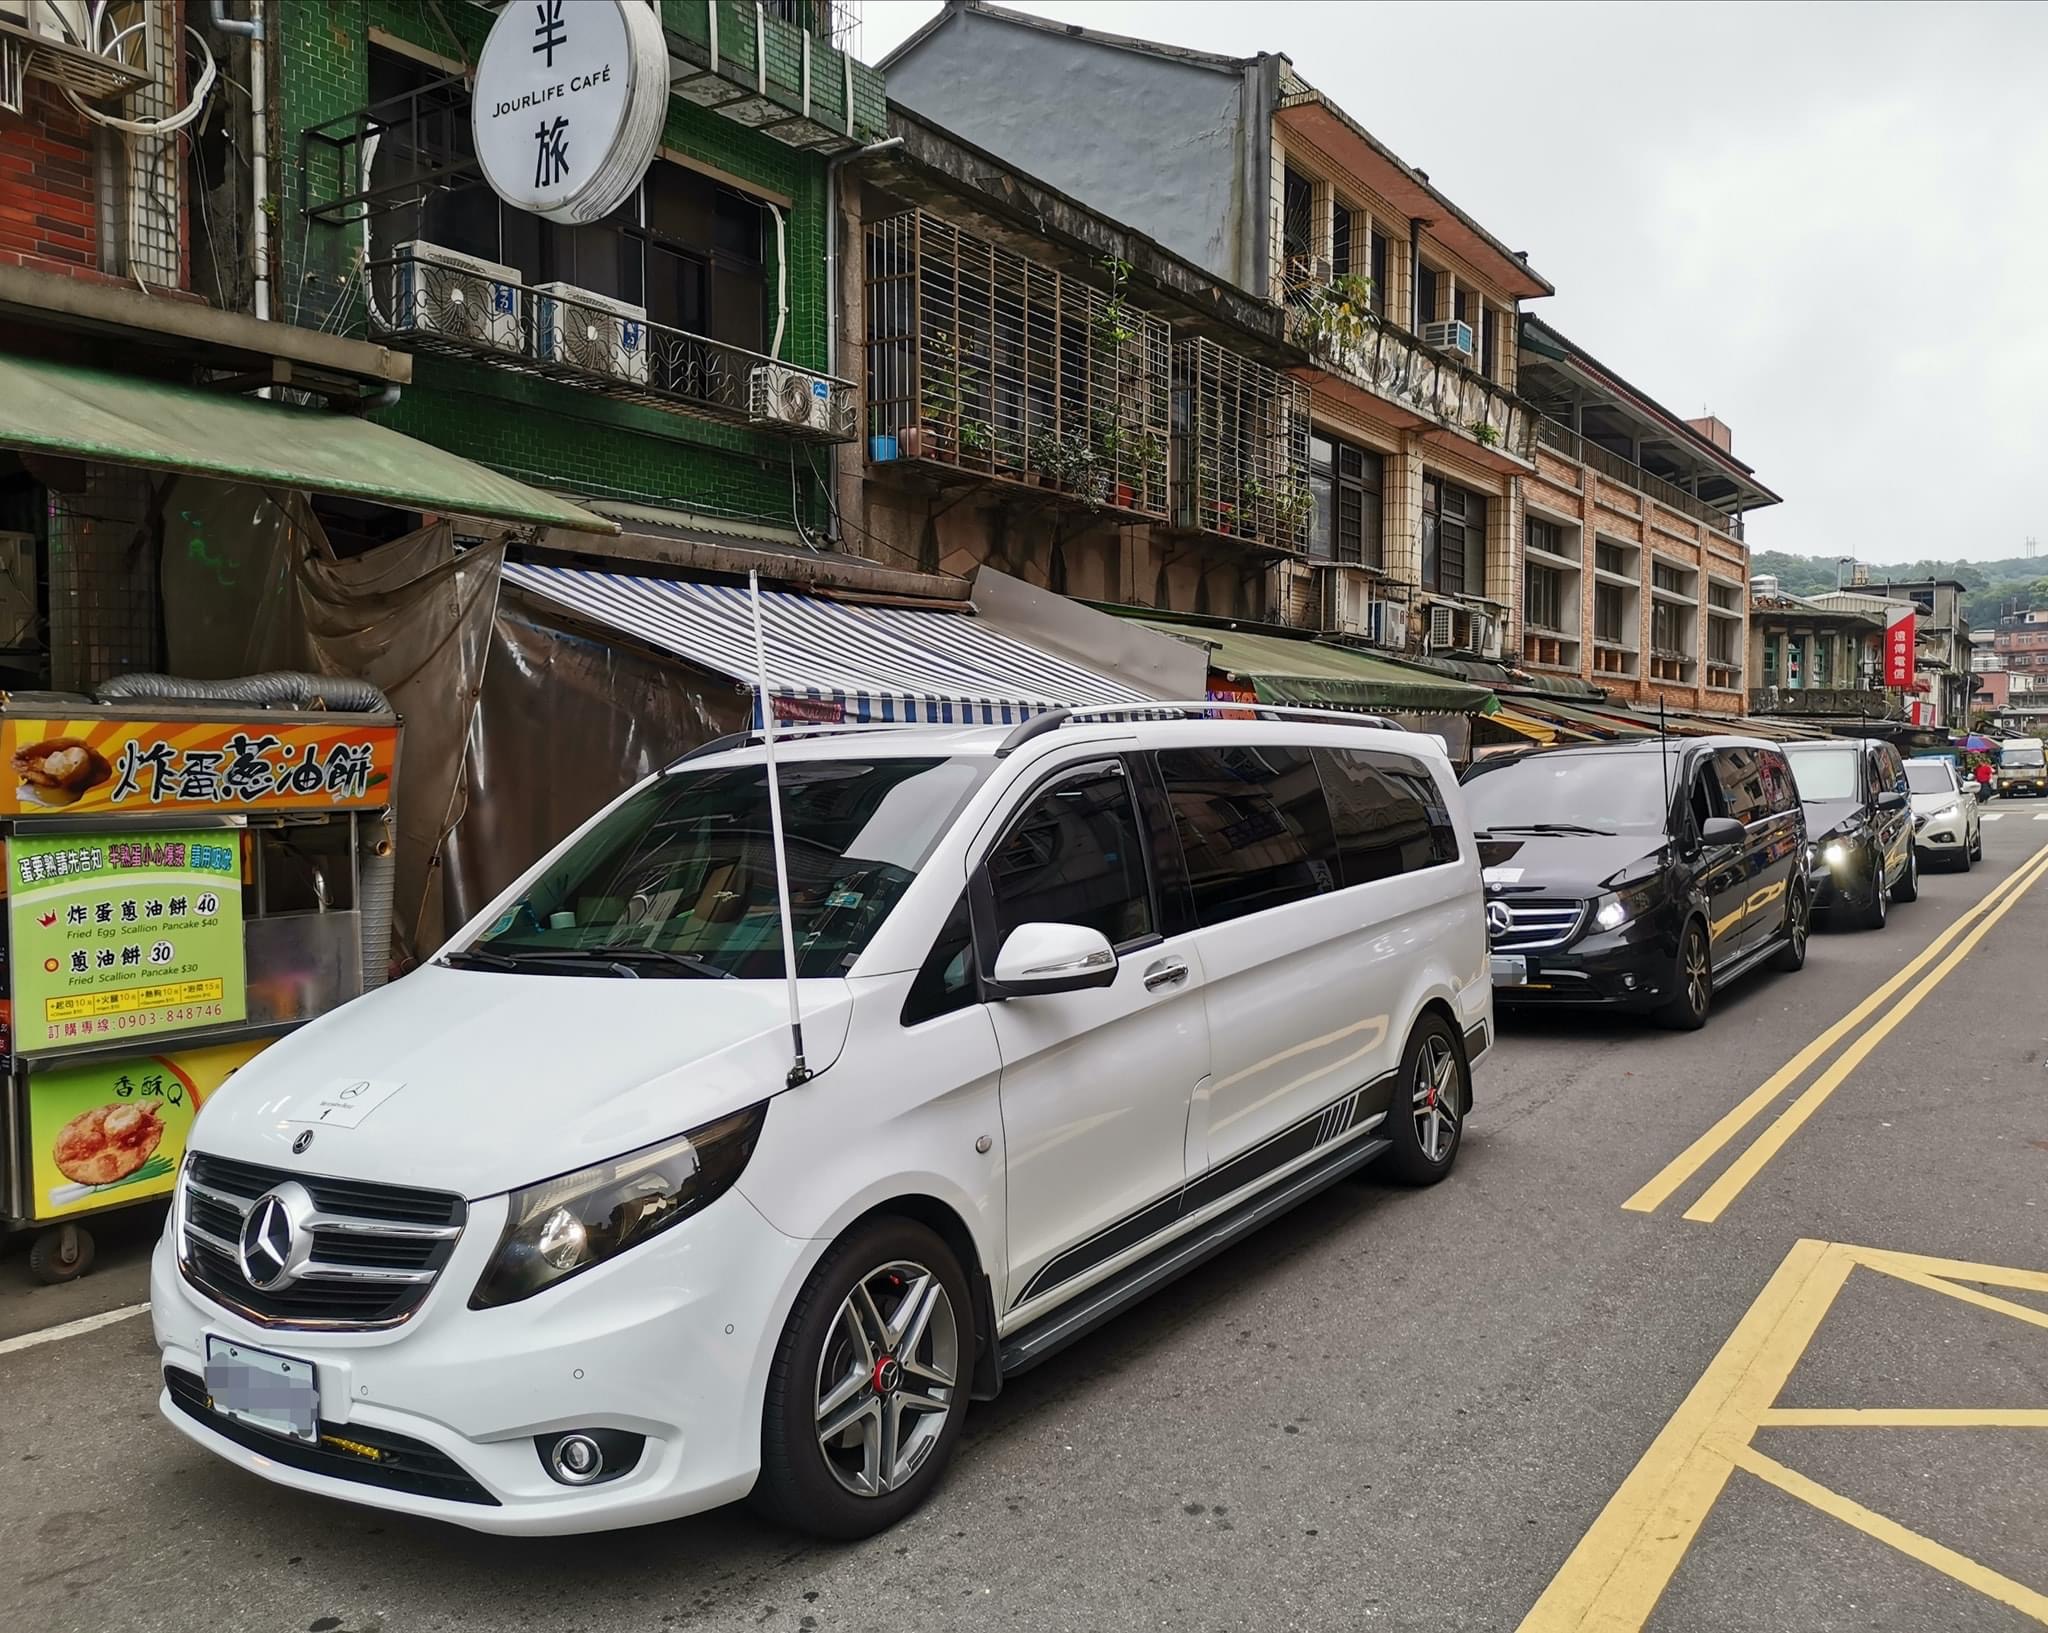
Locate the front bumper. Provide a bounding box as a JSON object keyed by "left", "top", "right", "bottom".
{"left": 1915, "top": 819, "right": 1966, "bottom": 853}
{"left": 151, "top": 1184, "right": 813, "bottom": 1535}
{"left": 1998, "top": 778, "right": 2045, "bottom": 797}
{"left": 1812, "top": 845, "right": 1877, "bottom": 912}
{"left": 1491, "top": 916, "right": 1680, "bottom": 1012}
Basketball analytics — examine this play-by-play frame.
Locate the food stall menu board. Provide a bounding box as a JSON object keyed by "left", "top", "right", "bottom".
{"left": 28, "top": 1039, "right": 269, "bottom": 1219}
{"left": 8, "top": 830, "right": 247, "bottom": 1052}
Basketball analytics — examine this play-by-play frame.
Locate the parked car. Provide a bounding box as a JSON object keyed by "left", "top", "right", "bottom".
{"left": 1997, "top": 736, "right": 2047, "bottom": 798}
{"left": 152, "top": 709, "right": 1490, "bottom": 1538}
{"left": 1905, "top": 756, "right": 1982, "bottom": 869}
{"left": 1782, "top": 738, "right": 1917, "bottom": 927}
{"left": 1458, "top": 736, "right": 1809, "bottom": 1031}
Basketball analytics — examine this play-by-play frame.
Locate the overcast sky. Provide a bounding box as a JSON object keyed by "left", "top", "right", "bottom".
{"left": 860, "top": 1, "right": 2048, "bottom": 566}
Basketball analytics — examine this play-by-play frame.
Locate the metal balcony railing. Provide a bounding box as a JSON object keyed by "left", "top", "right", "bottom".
{"left": 366, "top": 257, "right": 857, "bottom": 441}
{"left": 660, "top": 0, "right": 886, "bottom": 150}
{"left": 864, "top": 211, "right": 1172, "bottom": 521}
{"left": 1286, "top": 296, "right": 1536, "bottom": 461}
{"left": 1749, "top": 685, "right": 1899, "bottom": 718}
{"left": 1534, "top": 419, "right": 1745, "bottom": 541}
{"left": 1172, "top": 338, "right": 1311, "bottom": 552}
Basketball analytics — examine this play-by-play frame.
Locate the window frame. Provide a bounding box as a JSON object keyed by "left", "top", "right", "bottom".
{"left": 1421, "top": 474, "right": 1483, "bottom": 596}
{"left": 1307, "top": 431, "right": 1384, "bottom": 567}
{"left": 1152, "top": 743, "right": 1345, "bottom": 930}
{"left": 966, "top": 756, "right": 1163, "bottom": 992}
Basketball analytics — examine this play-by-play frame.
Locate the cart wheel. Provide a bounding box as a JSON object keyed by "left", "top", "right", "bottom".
{"left": 27, "top": 1223, "right": 94, "bottom": 1284}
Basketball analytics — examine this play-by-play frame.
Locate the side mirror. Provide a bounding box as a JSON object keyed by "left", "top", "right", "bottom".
{"left": 987, "top": 922, "right": 1118, "bottom": 999}
{"left": 1699, "top": 816, "right": 1745, "bottom": 848}
{"left": 1876, "top": 789, "right": 1908, "bottom": 813}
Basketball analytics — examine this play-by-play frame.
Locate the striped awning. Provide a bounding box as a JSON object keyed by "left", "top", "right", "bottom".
{"left": 504, "top": 563, "right": 1149, "bottom": 723}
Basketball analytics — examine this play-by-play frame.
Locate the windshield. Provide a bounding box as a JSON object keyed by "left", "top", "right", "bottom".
{"left": 1460, "top": 751, "right": 1673, "bottom": 835}
{"left": 464, "top": 757, "right": 986, "bottom": 978}
{"left": 1905, "top": 761, "right": 1954, "bottom": 796}
{"left": 2006, "top": 743, "right": 2046, "bottom": 769}
{"left": 1783, "top": 747, "right": 1861, "bottom": 802}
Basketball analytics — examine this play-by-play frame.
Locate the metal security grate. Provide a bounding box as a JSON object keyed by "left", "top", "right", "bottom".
{"left": 864, "top": 210, "right": 1171, "bottom": 521}
{"left": 1172, "top": 337, "right": 1311, "bottom": 553}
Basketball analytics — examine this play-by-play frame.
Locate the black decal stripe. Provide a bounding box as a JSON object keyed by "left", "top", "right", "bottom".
{"left": 1012, "top": 1071, "right": 1395, "bottom": 1309}
{"left": 1463, "top": 1021, "right": 1488, "bottom": 1062}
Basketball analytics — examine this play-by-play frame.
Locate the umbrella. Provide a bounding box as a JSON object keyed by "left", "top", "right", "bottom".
{"left": 1955, "top": 733, "right": 1995, "bottom": 752}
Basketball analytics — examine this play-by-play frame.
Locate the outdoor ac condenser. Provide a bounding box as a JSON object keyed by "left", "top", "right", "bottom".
{"left": 390, "top": 242, "right": 525, "bottom": 357}
{"left": 533, "top": 282, "right": 650, "bottom": 385}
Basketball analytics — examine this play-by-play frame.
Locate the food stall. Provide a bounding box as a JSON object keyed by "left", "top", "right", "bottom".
{"left": 0, "top": 691, "right": 399, "bottom": 1281}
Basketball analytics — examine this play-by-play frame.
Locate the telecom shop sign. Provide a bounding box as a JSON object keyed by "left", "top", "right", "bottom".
{"left": 9, "top": 830, "right": 246, "bottom": 1053}
{"left": 472, "top": 0, "right": 668, "bottom": 224}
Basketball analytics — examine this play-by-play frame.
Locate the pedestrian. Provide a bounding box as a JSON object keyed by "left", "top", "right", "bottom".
{"left": 1974, "top": 758, "right": 1994, "bottom": 797}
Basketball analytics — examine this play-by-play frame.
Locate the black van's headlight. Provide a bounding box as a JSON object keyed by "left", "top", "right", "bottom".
{"left": 470, "top": 1103, "right": 766, "bottom": 1309}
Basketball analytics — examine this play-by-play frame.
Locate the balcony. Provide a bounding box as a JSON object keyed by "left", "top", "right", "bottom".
{"left": 1285, "top": 286, "right": 1536, "bottom": 467}
{"left": 1535, "top": 419, "right": 1745, "bottom": 541}
{"left": 1749, "top": 685, "right": 1899, "bottom": 719}
{"left": 367, "top": 257, "right": 856, "bottom": 440}
{"left": 659, "top": 1, "right": 886, "bottom": 152}
{"left": 864, "top": 211, "right": 1171, "bottom": 522}
{"left": 1172, "top": 339, "right": 1312, "bottom": 553}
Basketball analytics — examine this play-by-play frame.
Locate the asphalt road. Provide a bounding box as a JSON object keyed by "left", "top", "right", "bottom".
{"left": 5, "top": 812, "right": 2047, "bottom": 1632}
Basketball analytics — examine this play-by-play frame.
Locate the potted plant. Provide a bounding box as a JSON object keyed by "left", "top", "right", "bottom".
{"left": 1298, "top": 273, "right": 1375, "bottom": 364}
{"left": 960, "top": 419, "right": 994, "bottom": 459}
{"left": 1469, "top": 417, "right": 1501, "bottom": 448}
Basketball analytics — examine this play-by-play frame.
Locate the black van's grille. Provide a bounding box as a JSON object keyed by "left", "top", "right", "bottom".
{"left": 178, "top": 1152, "right": 466, "bottom": 1330}
{"left": 165, "top": 1367, "right": 497, "bottom": 1506}
{"left": 1489, "top": 901, "right": 1586, "bottom": 952}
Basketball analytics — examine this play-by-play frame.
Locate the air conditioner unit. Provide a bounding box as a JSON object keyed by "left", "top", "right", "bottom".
{"left": 0, "top": 0, "right": 149, "bottom": 113}
{"left": 390, "top": 241, "right": 524, "bottom": 356}
{"left": 749, "top": 363, "right": 850, "bottom": 436}
{"left": 0, "top": 1, "right": 87, "bottom": 45}
{"left": 534, "top": 282, "right": 649, "bottom": 383}
{"left": 1265, "top": 559, "right": 1319, "bottom": 629}
{"left": 1317, "top": 563, "right": 1386, "bottom": 641}
{"left": 1421, "top": 319, "right": 1476, "bottom": 359}
{"left": 1426, "top": 603, "right": 1459, "bottom": 652}
{"left": 1468, "top": 609, "right": 1503, "bottom": 660}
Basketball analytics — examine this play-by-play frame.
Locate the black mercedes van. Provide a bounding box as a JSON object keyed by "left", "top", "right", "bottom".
{"left": 1459, "top": 736, "right": 1811, "bottom": 1029}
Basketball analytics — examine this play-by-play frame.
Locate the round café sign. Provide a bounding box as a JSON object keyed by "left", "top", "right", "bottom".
{"left": 471, "top": 0, "right": 668, "bottom": 225}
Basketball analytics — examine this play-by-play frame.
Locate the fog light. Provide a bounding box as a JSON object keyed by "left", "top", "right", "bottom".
{"left": 536, "top": 1427, "right": 645, "bottom": 1487}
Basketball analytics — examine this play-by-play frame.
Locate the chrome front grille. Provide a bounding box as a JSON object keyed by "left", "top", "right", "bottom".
{"left": 1489, "top": 900, "right": 1586, "bottom": 952}
{"left": 179, "top": 1152, "right": 466, "bottom": 1330}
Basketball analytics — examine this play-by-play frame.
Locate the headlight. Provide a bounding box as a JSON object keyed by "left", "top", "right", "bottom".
{"left": 1822, "top": 840, "right": 1851, "bottom": 867}
{"left": 1590, "top": 881, "right": 1659, "bottom": 933}
{"left": 1934, "top": 803, "right": 1960, "bottom": 823}
{"left": 470, "top": 1103, "right": 766, "bottom": 1309}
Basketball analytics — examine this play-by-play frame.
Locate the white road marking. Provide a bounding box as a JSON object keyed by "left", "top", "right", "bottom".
{"left": 1983, "top": 812, "right": 2005, "bottom": 821}
{"left": 2035, "top": 813, "right": 2048, "bottom": 821}
{"left": 0, "top": 1301, "right": 148, "bottom": 1357}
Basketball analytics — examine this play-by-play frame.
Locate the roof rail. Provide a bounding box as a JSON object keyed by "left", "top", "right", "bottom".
{"left": 668, "top": 719, "right": 926, "bottom": 766}
{"left": 994, "top": 700, "right": 1406, "bottom": 757}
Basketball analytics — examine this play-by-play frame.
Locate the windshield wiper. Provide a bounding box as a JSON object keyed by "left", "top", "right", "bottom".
{"left": 1482, "top": 822, "right": 1617, "bottom": 836}
{"left": 580, "top": 943, "right": 736, "bottom": 979}
{"left": 439, "top": 945, "right": 641, "bottom": 978}
{"left": 439, "top": 946, "right": 520, "bottom": 971}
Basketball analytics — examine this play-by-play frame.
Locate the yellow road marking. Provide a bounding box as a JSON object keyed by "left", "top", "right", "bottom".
{"left": 1519, "top": 1239, "right": 2048, "bottom": 1631}
{"left": 1623, "top": 842, "right": 2048, "bottom": 1216}
{"left": 1684, "top": 849, "right": 2048, "bottom": 1222}
{"left": 1758, "top": 1408, "right": 2048, "bottom": 1428}
{"left": 1729, "top": 1444, "right": 2048, "bottom": 1623}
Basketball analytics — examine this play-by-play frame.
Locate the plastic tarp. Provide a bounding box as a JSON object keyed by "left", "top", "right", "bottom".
{"left": 1133, "top": 617, "right": 1495, "bottom": 715}
{"left": 0, "top": 352, "right": 615, "bottom": 534}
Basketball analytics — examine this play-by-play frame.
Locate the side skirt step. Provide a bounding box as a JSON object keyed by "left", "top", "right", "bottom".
{"left": 996, "top": 1134, "right": 1392, "bottom": 1380}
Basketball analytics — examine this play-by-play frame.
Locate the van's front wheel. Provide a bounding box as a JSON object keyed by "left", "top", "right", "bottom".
{"left": 753, "top": 1217, "right": 972, "bottom": 1538}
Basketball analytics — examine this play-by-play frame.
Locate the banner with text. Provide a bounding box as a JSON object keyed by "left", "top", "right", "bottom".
{"left": 1884, "top": 611, "right": 1916, "bottom": 689}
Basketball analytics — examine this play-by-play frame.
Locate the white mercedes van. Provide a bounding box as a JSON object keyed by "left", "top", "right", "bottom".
{"left": 152, "top": 707, "right": 1492, "bottom": 1537}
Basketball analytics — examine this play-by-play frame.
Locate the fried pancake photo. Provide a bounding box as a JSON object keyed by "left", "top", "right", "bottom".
{"left": 13, "top": 736, "right": 112, "bottom": 806}
{"left": 51, "top": 1101, "right": 165, "bottom": 1187}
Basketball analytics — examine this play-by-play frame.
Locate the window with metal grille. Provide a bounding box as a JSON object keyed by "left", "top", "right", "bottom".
{"left": 1331, "top": 201, "right": 1354, "bottom": 280}
{"left": 1369, "top": 228, "right": 1389, "bottom": 316}
{"left": 1308, "top": 433, "right": 1382, "bottom": 567}
{"left": 1283, "top": 164, "right": 1314, "bottom": 299}
{"left": 1416, "top": 261, "right": 1440, "bottom": 326}
{"left": 1526, "top": 564, "right": 1564, "bottom": 632}
{"left": 1421, "top": 476, "right": 1482, "bottom": 596}
{"left": 1480, "top": 304, "right": 1498, "bottom": 381}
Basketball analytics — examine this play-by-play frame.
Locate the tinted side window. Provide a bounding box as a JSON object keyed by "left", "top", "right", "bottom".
{"left": 1158, "top": 745, "right": 1339, "bottom": 927}
{"left": 1315, "top": 749, "right": 1459, "bottom": 884}
{"left": 1758, "top": 750, "right": 1800, "bottom": 816}
{"left": 988, "top": 767, "right": 1153, "bottom": 949}
{"left": 901, "top": 892, "right": 976, "bottom": 1027}
{"left": 1882, "top": 745, "right": 1907, "bottom": 794}
{"left": 1713, "top": 747, "right": 1765, "bottom": 824}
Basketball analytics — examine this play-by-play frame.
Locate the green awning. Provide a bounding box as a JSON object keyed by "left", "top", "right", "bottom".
{"left": 1134, "top": 617, "right": 1494, "bottom": 715}
{"left": 0, "top": 352, "right": 615, "bottom": 534}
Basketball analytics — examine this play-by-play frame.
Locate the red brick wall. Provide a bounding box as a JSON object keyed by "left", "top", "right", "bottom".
{"left": 0, "top": 79, "right": 105, "bottom": 279}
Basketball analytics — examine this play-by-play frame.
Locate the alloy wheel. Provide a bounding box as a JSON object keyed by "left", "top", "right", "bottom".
{"left": 1873, "top": 866, "right": 1888, "bottom": 924}
{"left": 1789, "top": 884, "right": 1808, "bottom": 962}
{"left": 1410, "top": 1033, "right": 1461, "bottom": 1163}
{"left": 1683, "top": 930, "right": 1710, "bottom": 1017}
{"left": 814, "top": 1260, "right": 959, "bottom": 1498}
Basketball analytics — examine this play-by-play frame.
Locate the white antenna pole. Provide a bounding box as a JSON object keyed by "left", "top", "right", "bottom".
{"left": 748, "top": 570, "right": 811, "bottom": 1087}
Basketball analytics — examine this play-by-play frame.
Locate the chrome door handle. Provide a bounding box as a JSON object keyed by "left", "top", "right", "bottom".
{"left": 1143, "top": 958, "right": 1190, "bottom": 992}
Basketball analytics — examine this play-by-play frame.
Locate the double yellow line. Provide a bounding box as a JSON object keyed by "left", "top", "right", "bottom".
{"left": 1625, "top": 841, "right": 2048, "bottom": 1224}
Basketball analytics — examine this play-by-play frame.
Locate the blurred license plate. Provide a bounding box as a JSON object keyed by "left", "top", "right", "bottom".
{"left": 1490, "top": 955, "right": 1528, "bottom": 986}
{"left": 204, "top": 1336, "right": 318, "bottom": 1443}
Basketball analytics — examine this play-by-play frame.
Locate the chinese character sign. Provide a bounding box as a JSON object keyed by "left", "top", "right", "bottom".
{"left": 8, "top": 829, "right": 247, "bottom": 1051}
{"left": 25, "top": 1039, "right": 270, "bottom": 1220}
{"left": 2, "top": 717, "right": 396, "bottom": 816}
{"left": 1885, "top": 612, "right": 1916, "bottom": 689}
{"left": 469, "top": 0, "right": 666, "bottom": 224}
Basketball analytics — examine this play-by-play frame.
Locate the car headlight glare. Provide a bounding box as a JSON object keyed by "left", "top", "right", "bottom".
{"left": 471, "top": 1103, "right": 766, "bottom": 1309}
{"left": 1594, "top": 896, "right": 1628, "bottom": 932}
{"left": 1822, "top": 841, "right": 1850, "bottom": 867}
{"left": 1590, "top": 882, "right": 1658, "bottom": 933}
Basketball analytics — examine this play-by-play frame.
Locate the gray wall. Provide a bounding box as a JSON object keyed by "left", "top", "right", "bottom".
{"left": 887, "top": 10, "right": 1260, "bottom": 294}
